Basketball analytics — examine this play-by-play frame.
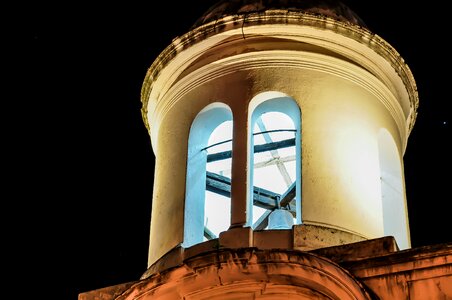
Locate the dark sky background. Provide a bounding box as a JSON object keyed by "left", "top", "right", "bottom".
{"left": 24, "top": 0, "right": 450, "bottom": 299}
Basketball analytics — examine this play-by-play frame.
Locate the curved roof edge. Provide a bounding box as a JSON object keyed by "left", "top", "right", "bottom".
{"left": 192, "top": 0, "right": 367, "bottom": 29}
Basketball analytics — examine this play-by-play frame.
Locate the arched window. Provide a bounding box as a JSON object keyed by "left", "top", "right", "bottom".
{"left": 248, "top": 93, "right": 301, "bottom": 230}
{"left": 183, "top": 103, "right": 233, "bottom": 248}
{"left": 378, "top": 129, "right": 410, "bottom": 249}
{"left": 204, "top": 120, "right": 233, "bottom": 240}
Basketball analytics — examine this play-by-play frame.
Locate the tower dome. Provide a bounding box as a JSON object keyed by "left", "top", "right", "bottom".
{"left": 141, "top": 0, "right": 418, "bottom": 268}
{"left": 192, "top": 0, "right": 367, "bottom": 29}
{"left": 77, "top": 2, "right": 452, "bottom": 300}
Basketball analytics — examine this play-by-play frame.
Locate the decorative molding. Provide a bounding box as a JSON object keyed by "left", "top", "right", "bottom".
{"left": 149, "top": 50, "right": 407, "bottom": 152}
{"left": 141, "top": 10, "right": 418, "bottom": 137}
{"left": 122, "top": 248, "right": 372, "bottom": 300}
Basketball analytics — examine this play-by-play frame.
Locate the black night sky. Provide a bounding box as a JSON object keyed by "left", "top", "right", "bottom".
{"left": 22, "top": 1, "right": 450, "bottom": 299}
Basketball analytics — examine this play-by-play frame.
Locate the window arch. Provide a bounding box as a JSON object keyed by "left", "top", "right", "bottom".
{"left": 378, "top": 129, "right": 410, "bottom": 249}
{"left": 248, "top": 93, "right": 301, "bottom": 230}
{"left": 183, "top": 103, "right": 233, "bottom": 248}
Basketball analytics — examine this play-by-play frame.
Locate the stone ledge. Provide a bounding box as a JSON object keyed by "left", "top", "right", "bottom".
{"left": 78, "top": 281, "right": 137, "bottom": 300}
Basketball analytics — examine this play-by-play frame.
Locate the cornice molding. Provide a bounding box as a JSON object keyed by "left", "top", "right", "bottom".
{"left": 141, "top": 10, "right": 418, "bottom": 137}
{"left": 147, "top": 50, "right": 407, "bottom": 153}
{"left": 128, "top": 248, "right": 372, "bottom": 300}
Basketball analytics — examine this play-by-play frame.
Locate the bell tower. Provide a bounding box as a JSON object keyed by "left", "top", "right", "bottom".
{"left": 141, "top": 0, "right": 418, "bottom": 267}
{"left": 79, "top": 2, "right": 452, "bottom": 300}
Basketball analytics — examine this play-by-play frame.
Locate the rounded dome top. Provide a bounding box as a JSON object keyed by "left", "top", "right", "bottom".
{"left": 192, "top": 0, "right": 367, "bottom": 29}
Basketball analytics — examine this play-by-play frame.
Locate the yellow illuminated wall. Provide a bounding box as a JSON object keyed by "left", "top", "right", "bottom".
{"left": 142, "top": 13, "right": 418, "bottom": 265}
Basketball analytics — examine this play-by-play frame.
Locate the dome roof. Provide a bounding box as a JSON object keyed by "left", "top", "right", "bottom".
{"left": 192, "top": 0, "right": 366, "bottom": 29}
